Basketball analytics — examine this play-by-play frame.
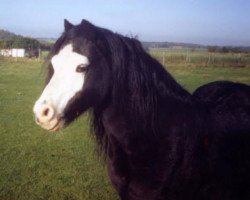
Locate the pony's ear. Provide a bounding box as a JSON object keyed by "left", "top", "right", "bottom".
{"left": 79, "top": 19, "right": 97, "bottom": 40}
{"left": 64, "top": 19, "right": 73, "bottom": 31}
{"left": 80, "top": 19, "right": 96, "bottom": 33}
{"left": 81, "top": 19, "right": 93, "bottom": 27}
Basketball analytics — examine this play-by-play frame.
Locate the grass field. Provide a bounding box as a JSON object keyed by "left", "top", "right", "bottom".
{"left": 0, "top": 53, "right": 250, "bottom": 200}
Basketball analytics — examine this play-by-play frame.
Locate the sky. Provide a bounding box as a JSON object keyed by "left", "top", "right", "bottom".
{"left": 0, "top": 0, "right": 250, "bottom": 46}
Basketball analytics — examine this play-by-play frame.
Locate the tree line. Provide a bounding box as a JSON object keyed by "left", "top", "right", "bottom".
{"left": 0, "top": 36, "right": 52, "bottom": 57}
{"left": 207, "top": 46, "right": 246, "bottom": 53}
{"left": 0, "top": 36, "right": 51, "bottom": 50}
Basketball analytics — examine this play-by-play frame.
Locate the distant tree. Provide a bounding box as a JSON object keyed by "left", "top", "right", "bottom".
{"left": 220, "top": 47, "right": 230, "bottom": 53}
{"left": 231, "top": 48, "right": 242, "bottom": 53}
{"left": 27, "top": 49, "right": 39, "bottom": 58}
{"left": 0, "top": 29, "right": 17, "bottom": 40}
{"left": 207, "top": 46, "right": 218, "bottom": 53}
{"left": 0, "top": 41, "right": 6, "bottom": 48}
{"left": 1, "top": 36, "right": 41, "bottom": 49}
{"left": 40, "top": 43, "right": 53, "bottom": 51}
{"left": 207, "top": 46, "right": 244, "bottom": 54}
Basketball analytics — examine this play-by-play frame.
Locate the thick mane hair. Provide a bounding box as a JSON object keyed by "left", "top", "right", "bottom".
{"left": 44, "top": 20, "right": 250, "bottom": 199}
{"left": 92, "top": 28, "right": 192, "bottom": 154}
{"left": 47, "top": 20, "right": 192, "bottom": 152}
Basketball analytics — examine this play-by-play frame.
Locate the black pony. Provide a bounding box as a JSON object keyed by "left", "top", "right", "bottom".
{"left": 193, "top": 81, "right": 250, "bottom": 133}
{"left": 33, "top": 20, "right": 250, "bottom": 200}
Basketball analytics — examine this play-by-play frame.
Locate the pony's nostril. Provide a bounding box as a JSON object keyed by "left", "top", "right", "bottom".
{"left": 39, "top": 105, "right": 55, "bottom": 122}
{"left": 43, "top": 108, "right": 49, "bottom": 116}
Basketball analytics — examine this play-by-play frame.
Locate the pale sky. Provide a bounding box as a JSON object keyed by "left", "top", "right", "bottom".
{"left": 1, "top": 0, "right": 250, "bottom": 46}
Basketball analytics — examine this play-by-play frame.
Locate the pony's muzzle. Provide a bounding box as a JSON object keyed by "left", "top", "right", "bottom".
{"left": 33, "top": 101, "right": 63, "bottom": 132}
{"left": 36, "top": 104, "right": 54, "bottom": 122}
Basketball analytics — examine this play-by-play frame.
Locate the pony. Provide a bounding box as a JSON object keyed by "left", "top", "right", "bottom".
{"left": 193, "top": 81, "right": 250, "bottom": 134}
{"left": 33, "top": 19, "right": 250, "bottom": 200}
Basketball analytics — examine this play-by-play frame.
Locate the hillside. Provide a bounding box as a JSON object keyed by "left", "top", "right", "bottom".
{"left": 0, "top": 29, "right": 52, "bottom": 50}
{"left": 0, "top": 29, "right": 18, "bottom": 40}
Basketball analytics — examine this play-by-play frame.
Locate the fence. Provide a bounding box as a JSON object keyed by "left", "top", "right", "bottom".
{"left": 149, "top": 48, "right": 250, "bottom": 68}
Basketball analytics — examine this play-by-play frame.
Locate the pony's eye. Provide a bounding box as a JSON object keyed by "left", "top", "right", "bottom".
{"left": 76, "top": 64, "right": 87, "bottom": 73}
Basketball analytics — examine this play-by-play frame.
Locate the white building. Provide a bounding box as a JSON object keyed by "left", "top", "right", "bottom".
{"left": 0, "top": 49, "right": 25, "bottom": 57}
{"left": 11, "top": 49, "right": 25, "bottom": 57}
{"left": 0, "top": 49, "right": 12, "bottom": 56}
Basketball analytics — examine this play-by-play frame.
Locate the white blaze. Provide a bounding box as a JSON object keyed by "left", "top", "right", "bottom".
{"left": 33, "top": 44, "right": 89, "bottom": 116}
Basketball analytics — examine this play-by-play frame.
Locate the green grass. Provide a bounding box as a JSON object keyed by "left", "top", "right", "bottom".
{"left": 0, "top": 55, "right": 250, "bottom": 200}
{"left": 0, "top": 58, "right": 117, "bottom": 200}
{"left": 167, "top": 65, "right": 250, "bottom": 92}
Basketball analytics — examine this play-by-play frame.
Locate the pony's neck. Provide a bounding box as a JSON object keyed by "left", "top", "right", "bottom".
{"left": 105, "top": 48, "right": 191, "bottom": 134}
{"left": 111, "top": 45, "right": 191, "bottom": 113}
{"left": 149, "top": 56, "right": 191, "bottom": 102}
{"left": 92, "top": 37, "right": 192, "bottom": 152}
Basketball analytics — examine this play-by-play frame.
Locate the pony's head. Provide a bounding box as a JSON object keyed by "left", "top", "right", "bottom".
{"left": 33, "top": 19, "right": 165, "bottom": 135}
{"left": 33, "top": 20, "right": 112, "bottom": 131}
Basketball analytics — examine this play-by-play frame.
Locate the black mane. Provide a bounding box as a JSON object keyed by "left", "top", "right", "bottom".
{"left": 45, "top": 20, "right": 250, "bottom": 199}
{"left": 48, "top": 20, "right": 191, "bottom": 151}
{"left": 91, "top": 27, "right": 192, "bottom": 154}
